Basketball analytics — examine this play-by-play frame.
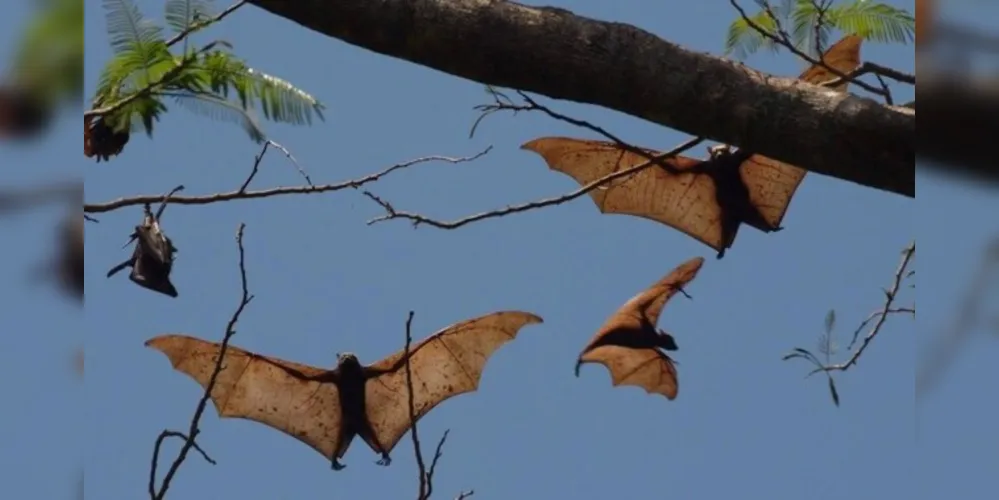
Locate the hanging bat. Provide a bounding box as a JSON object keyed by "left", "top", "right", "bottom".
{"left": 84, "top": 101, "right": 130, "bottom": 162}
{"left": 521, "top": 35, "right": 863, "bottom": 258}
{"left": 145, "top": 310, "right": 544, "bottom": 470}
{"left": 107, "top": 185, "right": 184, "bottom": 297}
{"left": 575, "top": 256, "right": 704, "bottom": 399}
{"left": 57, "top": 211, "right": 85, "bottom": 300}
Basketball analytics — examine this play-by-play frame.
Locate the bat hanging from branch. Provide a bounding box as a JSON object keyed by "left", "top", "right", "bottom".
{"left": 522, "top": 35, "right": 863, "bottom": 258}
{"left": 107, "top": 185, "right": 183, "bottom": 297}
{"left": 575, "top": 256, "right": 704, "bottom": 400}
{"left": 145, "top": 310, "right": 544, "bottom": 470}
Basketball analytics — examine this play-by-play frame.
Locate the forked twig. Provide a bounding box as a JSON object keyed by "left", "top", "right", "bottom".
{"left": 148, "top": 223, "right": 255, "bottom": 499}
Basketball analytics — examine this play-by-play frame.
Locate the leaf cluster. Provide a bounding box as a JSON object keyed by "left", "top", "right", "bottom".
{"left": 93, "top": 0, "right": 325, "bottom": 142}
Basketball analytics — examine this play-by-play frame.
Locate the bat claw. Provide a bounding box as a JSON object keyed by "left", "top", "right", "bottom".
{"left": 376, "top": 455, "right": 392, "bottom": 467}
{"left": 331, "top": 460, "right": 346, "bottom": 471}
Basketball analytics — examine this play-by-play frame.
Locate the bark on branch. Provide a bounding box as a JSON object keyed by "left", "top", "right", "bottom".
{"left": 246, "top": 0, "right": 914, "bottom": 197}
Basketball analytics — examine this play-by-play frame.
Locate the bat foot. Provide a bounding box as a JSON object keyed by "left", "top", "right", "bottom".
{"left": 715, "top": 249, "right": 726, "bottom": 259}
{"left": 772, "top": 225, "right": 785, "bottom": 233}
{"left": 330, "top": 460, "right": 346, "bottom": 471}
{"left": 376, "top": 454, "right": 392, "bottom": 467}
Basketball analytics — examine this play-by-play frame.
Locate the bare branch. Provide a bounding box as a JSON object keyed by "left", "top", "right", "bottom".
{"left": 149, "top": 223, "right": 254, "bottom": 500}
{"left": 810, "top": 241, "right": 916, "bottom": 375}
{"left": 404, "top": 311, "right": 460, "bottom": 500}
{"left": 85, "top": 148, "right": 492, "bottom": 214}
{"left": 364, "top": 137, "right": 703, "bottom": 230}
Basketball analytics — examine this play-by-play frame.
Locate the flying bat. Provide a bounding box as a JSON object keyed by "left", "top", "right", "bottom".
{"left": 522, "top": 35, "right": 863, "bottom": 258}
{"left": 145, "top": 310, "right": 544, "bottom": 470}
{"left": 107, "top": 185, "right": 183, "bottom": 297}
{"left": 575, "top": 256, "right": 704, "bottom": 399}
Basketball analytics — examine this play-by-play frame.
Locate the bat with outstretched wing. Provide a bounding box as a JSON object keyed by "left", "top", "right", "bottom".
{"left": 575, "top": 256, "right": 704, "bottom": 399}
{"left": 522, "top": 35, "right": 863, "bottom": 258}
{"left": 146, "top": 310, "right": 544, "bottom": 470}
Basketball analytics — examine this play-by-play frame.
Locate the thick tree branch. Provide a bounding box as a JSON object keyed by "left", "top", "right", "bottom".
{"left": 246, "top": 0, "right": 913, "bottom": 197}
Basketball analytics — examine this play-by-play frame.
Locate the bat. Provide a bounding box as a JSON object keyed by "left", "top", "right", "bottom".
{"left": 107, "top": 185, "right": 183, "bottom": 297}
{"left": 521, "top": 35, "right": 863, "bottom": 258}
{"left": 145, "top": 310, "right": 544, "bottom": 470}
{"left": 57, "top": 212, "right": 85, "bottom": 300}
{"left": 84, "top": 110, "right": 130, "bottom": 162}
{"left": 0, "top": 84, "right": 50, "bottom": 139}
{"left": 574, "top": 256, "right": 704, "bottom": 399}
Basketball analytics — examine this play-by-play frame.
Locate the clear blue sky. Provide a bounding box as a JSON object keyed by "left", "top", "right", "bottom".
{"left": 1, "top": 0, "right": 995, "bottom": 499}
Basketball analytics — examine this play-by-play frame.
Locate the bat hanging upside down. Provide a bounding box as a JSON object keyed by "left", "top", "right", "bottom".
{"left": 146, "top": 310, "right": 543, "bottom": 470}
{"left": 521, "top": 35, "right": 864, "bottom": 258}
{"left": 575, "top": 256, "right": 705, "bottom": 399}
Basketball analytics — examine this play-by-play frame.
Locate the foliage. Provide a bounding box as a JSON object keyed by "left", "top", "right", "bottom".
{"left": 8, "top": 0, "right": 85, "bottom": 107}
{"left": 725, "top": 0, "right": 915, "bottom": 60}
{"left": 92, "top": 0, "right": 325, "bottom": 142}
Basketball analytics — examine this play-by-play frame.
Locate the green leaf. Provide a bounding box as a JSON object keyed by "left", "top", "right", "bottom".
{"left": 827, "top": 376, "right": 840, "bottom": 406}
{"left": 164, "top": 0, "right": 217, "bottom": 33}
{"left": 824, "top": 309, "right": 836, "bottom": 335}
{"left": 168, "top": 91, "right": 267, "bottom": 142}
{"left": 824, "top": 0, "right": 916, "bottom": 45}
{"left": 102, "top": 0, "right": 165, "bottom": 55}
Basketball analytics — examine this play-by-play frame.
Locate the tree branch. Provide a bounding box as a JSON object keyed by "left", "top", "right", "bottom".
{"left": 245, "top": 0, "right": 913, "bottom": 197}
{"left": 84, "top": 147, "right": 491, "bottom": 214}
{"left": 148, "top": 223, "right": 255, "bottom": 500}
{"left": 810, "top": 242, "right": 916, "bottom": 375}
{"left": 403, "top": 311, "right": 465, "bottom": 500}
{"left": 364, "top": 136, "right": 703, "bottom": 230}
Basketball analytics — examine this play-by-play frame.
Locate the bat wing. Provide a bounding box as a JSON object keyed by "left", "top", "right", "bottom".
{"left": 363, "top": 311, "right": 544, "bottom": 454}
{"left": 522, "top": 137, "right": 730, "bottom": 253}
{"left": 614, "top": 256, "right": 705, "bottom": 327}
{"left": 578, "top": 344, "right": 679, "bottom": 399}
{"left": 576, "top": 257, "right": 705, "bottom": 399}
{"left": 739, "top": 34, "right": 863, "bottom": 232}
{"left": 145, "top": 334, "right": 343, "bottom": 460}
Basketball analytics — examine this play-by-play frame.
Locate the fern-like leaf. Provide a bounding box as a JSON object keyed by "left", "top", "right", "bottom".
{"left": 164, "top": 0, "right": 217, "bottom": 33}
{"left": 102, "top": 0, "right": 164, "bottom": 54}
{"left": 825, "top": 0, "right": 915, "bottom": 45}
{"left": 169, "top": 91, "right": 267, "bottom": 142}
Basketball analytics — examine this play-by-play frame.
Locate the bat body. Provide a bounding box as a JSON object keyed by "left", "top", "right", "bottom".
{"left": 575, "top": 256, "right": 704, "bottom": 399}
{"left": 59, "top": 213, "right": 85, "bottom": 299}
{"left": 146, "top": 310, "right": 543, "bottom": 469}
{"left": 522, "top": 35, "right": 863, "bottom": 258}
{"left": 84, "top": 113, "right": 129, "bottom": 162}
{"left": 108, "top": 188, "right": 183, "bottom": 297}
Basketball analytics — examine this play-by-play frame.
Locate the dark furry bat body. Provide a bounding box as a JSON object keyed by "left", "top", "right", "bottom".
{"left": 146, "top": 311, "right": 544, "bottom": 470}
{"left": 107, "top": 186, "right": 183, "bottom": 297}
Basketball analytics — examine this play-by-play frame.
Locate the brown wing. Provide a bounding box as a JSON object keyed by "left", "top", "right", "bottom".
{"left": 577, "top": 257, "right": 705, "bottom": 399}
{"left": 579, "top": 345, "right": 679, "bottom": 399}
{"left": 363, "top": 311, "right": 544, "bottom": 455}
{"left": 740, "top": 34, "right": 864, "bottom": 231}
{"left": 522, "top": 137, "right": 730, "bottom": 252}
{"left": 145, "top": 334, "right": 342, "bottom": 460}
{"left": 611, "top": 256, "right": 705, "bottom": 328}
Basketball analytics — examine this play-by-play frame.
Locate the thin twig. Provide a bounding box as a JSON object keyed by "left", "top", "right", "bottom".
{"left": 364, "top": 137, "right": 703, "bottom": 230}
{"left": 474, "top": 89, "right": 686, "bottom": 175}
{"left": 810, "top": 241, "right": 916, "bottom": 375}
{"left": 404, "top": 311, "right": 460, "bottom": 500}
{"left": 149, "top": 223, "right": 254, "bottom": 500}
{"left": 84, "top": 148, "right": 491, "bottom": 214}
{"left": 164, "top": 0, "right": 247, "bottom": 48}
{"left": 728, "top": 0, "right": 907, "bottom": 101}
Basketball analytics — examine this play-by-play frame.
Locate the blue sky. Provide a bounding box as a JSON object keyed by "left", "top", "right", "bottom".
{"left": 1, "top": 0, "right": 995, "bottom": 498}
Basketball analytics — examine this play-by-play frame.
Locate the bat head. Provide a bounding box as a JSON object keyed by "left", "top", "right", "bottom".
{"left": 336, "top": 352, "right": 361, "bottom": 369}
{"left": 655, "top": 329, "right": 679, "bottom": 351}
